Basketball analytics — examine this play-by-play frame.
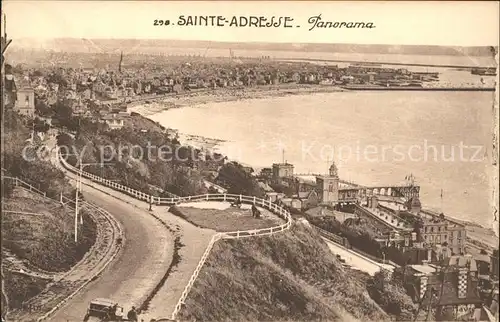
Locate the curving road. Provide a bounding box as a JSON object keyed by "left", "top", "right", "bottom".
{"left": 48, "top": 141, "right": 174, "bottom": 321}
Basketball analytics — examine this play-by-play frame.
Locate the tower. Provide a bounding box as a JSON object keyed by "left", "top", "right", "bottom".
{"left": 118, "top": 51, "right": 123, "bottom": 73}
{"left": 329, "top": 161, "right": 338, "bottom": 177}
{"left": 316, "top": 160, "right": 339, "bottom": 206}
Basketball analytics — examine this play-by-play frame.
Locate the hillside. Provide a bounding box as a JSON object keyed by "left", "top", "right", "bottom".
{"left": 1, "top": 111, "right": 97, "bottom": 313}
{"left": 178, "top": 222, "right": 403, "bottom": 322}
{"left": 1, "top": 187, "right": 97, "bottom": 310}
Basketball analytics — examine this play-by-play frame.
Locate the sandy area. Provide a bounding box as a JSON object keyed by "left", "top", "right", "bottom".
{"left": 129, "top": 84, "right": 345, "bottom": 117}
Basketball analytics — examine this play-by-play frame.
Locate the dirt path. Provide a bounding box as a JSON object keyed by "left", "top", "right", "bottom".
{"left": 139, "top": 207, "right": 216, "bottom": 321}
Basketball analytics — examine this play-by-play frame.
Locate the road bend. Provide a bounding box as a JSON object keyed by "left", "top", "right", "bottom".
{"left": 50, "top": 168, "right": 174, "bottom": 321}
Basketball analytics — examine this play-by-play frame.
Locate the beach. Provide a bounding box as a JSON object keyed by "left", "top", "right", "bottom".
{"left": 129, "top": 84, "right": 345, "bottom": 116}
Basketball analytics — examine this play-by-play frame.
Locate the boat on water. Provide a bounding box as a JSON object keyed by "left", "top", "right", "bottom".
{"left": 471, "top": 67, "right": 497, "bottom": 76}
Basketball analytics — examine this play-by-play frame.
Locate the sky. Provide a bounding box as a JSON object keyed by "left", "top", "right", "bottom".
{"left": 2, "top": 1, "right": 499, "bottom": 47}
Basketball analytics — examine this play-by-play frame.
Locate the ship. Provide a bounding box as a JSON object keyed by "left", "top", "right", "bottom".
{"left": 471, "top": 67, "right": 497, "bottom": 76}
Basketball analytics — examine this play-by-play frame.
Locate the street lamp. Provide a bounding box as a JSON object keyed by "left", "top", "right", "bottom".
{"left": 66, "top": 155, "right": 112, "bottom": 243}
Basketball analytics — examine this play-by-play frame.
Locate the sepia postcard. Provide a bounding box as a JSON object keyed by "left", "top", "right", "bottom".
{"left": 1, "top": 1, "right": 499, "bottom": 322}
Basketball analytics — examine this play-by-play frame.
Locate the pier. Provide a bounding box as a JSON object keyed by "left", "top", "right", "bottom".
{"left": 341, "top": 85, "right": 496, "bottom": 92}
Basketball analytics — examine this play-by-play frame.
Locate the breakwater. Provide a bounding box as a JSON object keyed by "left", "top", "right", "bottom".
{"left": 341, "top": 86, "right": 495, "bottom": 92}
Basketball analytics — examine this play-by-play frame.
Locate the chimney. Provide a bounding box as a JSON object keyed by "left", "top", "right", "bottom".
{"left": 458, "top": 268, "right": 468, "bottom": 298}
{"left": 420, "top": 275, "right": 429, "bottom": 300}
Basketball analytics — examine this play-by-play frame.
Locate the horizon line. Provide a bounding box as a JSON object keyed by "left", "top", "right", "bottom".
{"left": 10, "top": 37, "right": 499, "bottom": 50}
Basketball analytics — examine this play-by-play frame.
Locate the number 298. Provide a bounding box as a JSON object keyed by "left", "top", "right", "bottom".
{"left": 154, "top": 20, "right": 170, "bottom": 26}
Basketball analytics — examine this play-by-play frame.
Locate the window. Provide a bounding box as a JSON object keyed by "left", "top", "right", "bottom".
{"left": 438, "top": 227, "right": 441, "bottom": 232}
{"left": 444, "top": 235, "right": 447, "bottom": 240}
{"left": 431, "top": 227, "right": 434, "bottom": 233}
{"left": 25, "top": 95, "right": 29, "bottom": 105}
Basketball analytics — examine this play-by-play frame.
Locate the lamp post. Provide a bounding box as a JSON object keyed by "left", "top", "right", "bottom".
{"left": 68, "top": 156, "right": 112, "bottom": 242}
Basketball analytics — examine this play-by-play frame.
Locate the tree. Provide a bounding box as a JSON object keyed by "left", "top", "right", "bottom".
{"left": 367, "top": 269, "right": 416, "bottom": 320}
{"left": 54, "top": 100, "right": 74, "bottom": 128}
{"left": 35, "top": 99, "right": 54, "bottom": 117}
{"left": 30, "top": 118, "right": 50, "bottom": 133}
{"left": 48, "top": 72, "right": 69, "bottom": 88}
{"left": 217, "top": 162, "right": 264, "bottom": 197}
{"left": 32, "top": 69, "right": 44, "bottom": 77}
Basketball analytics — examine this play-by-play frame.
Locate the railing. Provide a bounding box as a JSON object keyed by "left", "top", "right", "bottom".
{"left": 2, "top": 176, "right": 48, "bottom": 197}
{"left": 355, "top": 204, "right": 412, "bottom": 231}
{"left": 313, "top": 223, "right": 399, "bottom": 269}
{"left": 57, "top": 147, "right": 293, "bottom": 321}
{"left": 313, "top": 225, "right": 345, "bottom": 245}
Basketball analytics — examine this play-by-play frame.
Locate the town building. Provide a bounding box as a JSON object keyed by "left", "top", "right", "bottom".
{"left": 271, "top": 162, "right": 294, "bottom": 184}
{"left": 418, "top": 255, "right": 482, "bottom": 320}
{"left": 491, "top": 249, "right": 499, "bottom": 280}
{"left": 265, "top": 192, "right": 286, "bottom": 203}
{"left": 315, "top": 162, "right": 340, "bottom": 206}
{"left": 101, "top": 113, "right": 126, "bottom": 130}
{"left": 447, "top": 223, "right": 466, "bottom": 255}
{"left": 14, "top": 86, "right": 35, "bottom": 117}
{"left": 420, "top": 217, "right": 465, "bottom": 258}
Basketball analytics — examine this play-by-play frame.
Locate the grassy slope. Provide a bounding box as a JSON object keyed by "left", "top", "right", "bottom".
{"left": 178, "top": 222, "right": 389, "bottom": 322}
{"left": 1, "top": 189, "right": 97, "bottom": 310}
{"left": 2, "top": 271, "right": 50, "bottom": 311}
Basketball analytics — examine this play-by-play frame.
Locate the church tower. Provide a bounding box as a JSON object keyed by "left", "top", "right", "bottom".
{"left": 316, "top": 160, "right": 340, "bottom": 206}
{"left": 329, "top": 161, "right": 339, "bottom": 178}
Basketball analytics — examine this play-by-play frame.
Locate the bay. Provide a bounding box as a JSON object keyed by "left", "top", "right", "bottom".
{"left": 147, "top": 90, "right": 495, "bottom": 231}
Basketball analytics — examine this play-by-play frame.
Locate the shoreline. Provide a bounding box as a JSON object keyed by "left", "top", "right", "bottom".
{"left": 129, "top": 85, "right": 499, "bottom": 246}
{"left": 129, "top": 84, "right": 346, "bottom": 116}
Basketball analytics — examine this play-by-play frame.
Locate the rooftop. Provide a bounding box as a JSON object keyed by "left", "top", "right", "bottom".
{"left": 409, "top": 264, "right": 438, "bottom": 275}
{"left": 444, "top": 255, "right": 478, "bottom": 272}
{"left": 90, "top": 298, "right": 117, "bottom": 306}
{"left": 272, "top": 162, "right": 294, "bottom": 167}
{"left": 101, "top": 113, "right": 127, "bottom": 121}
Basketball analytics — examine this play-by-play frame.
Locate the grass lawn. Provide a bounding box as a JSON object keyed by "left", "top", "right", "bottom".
{"left": 171, "top": 202, "right": 284, "bottom": 232}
